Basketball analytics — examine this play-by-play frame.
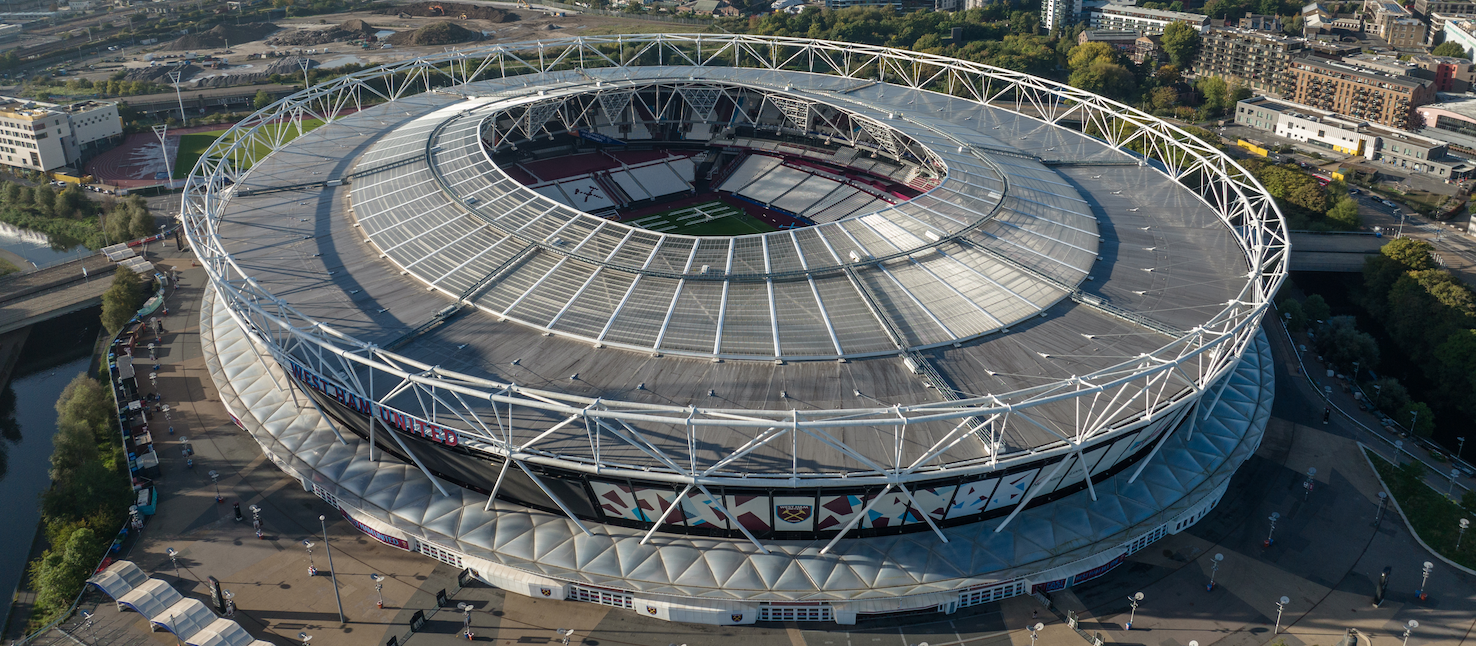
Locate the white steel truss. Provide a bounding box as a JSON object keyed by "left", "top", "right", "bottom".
{"left": 180, "top": 35, "right": 1288, "bottom": 538}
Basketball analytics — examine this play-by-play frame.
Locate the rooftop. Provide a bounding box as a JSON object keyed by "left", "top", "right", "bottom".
{"left": 1291, "top": 55, "right": 1434, "bottom": 89}
{"left": 1094, "top": 3, "right": 1208, "bottom": 21}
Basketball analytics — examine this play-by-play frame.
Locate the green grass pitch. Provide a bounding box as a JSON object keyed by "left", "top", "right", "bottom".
{"left": 625, "top": 200, "right": 775, "bottom": 236}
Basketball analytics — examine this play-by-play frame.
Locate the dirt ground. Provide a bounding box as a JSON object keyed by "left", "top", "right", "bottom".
{"left": 89, "top": 7, "right": 695, "bottom": 86}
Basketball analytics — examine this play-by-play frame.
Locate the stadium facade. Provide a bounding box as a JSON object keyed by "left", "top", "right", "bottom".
{"left": 186, "top": 35, "right": 1286, "bottom": 625}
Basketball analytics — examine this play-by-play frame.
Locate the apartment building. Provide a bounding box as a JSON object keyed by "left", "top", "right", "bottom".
{"left": 1365, "top": 1, "right": 1428, "bottom": 46}
{"left": 1287, "top": 55, "right": 1436, "bottom": 129}
{"left": 1195, "top": 28, "right": 1306, "bottom": 96}
{"left": 1236, "top": 95, "right": 1475, "bottom": 177}
{"left": 1041, "top": 0, "right": 1083, "bottom": 32}
{"left": 1078, "top": 29, "right": 1141, "bottom": 49}
{"left": 0, "top": 98, "right": 121, "bottom": 172}
{"left": 1237, "top": 12, "right": 1283, "bottom": 31}
{"left": 1088, "top": 4, "right": 1209, "bottom": 34}
{"left": 1413, "top": 0, "right": 1476, "bottom": 16}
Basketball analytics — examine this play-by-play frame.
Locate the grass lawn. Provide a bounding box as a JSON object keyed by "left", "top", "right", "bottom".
{"left": 173, "top": 118, "right": 325, "bottom": 178}
{"left": 1368, "top": 449, "right": 1476, "bottom": 569}
{"left": 624, "top": 200, "right": 774, "bottom": 236}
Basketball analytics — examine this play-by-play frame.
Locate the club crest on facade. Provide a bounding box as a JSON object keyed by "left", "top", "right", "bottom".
{"left": 776, "top": 505, "right": 812, "bottom": 523}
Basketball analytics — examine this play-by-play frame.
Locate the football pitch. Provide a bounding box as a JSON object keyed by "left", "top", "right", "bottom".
{"left": 625, "top": 201, "right": 775, "bottom": 236}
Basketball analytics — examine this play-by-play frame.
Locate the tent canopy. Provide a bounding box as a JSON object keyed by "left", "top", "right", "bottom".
{"left": 87, "top": 561, "right": 147, "bottom": 600}
{"left": 153, "top": 598, "right": 216, "bottom": 639}
{"left": 185, "top": 617, "right": 255, "bottom": 646}
{"left": 117, "top": 578, "right": 183, "bottom": 619}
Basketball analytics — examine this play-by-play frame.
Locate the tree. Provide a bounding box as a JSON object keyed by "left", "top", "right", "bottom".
{"left": 55, "top": 375, "right": 111, "bottom": 445}
{"left": 1279, "top": 297, "right": 1307, "bottom": 333}
{"left": 1069, "top": 59, "right": 1136, "bottom": 99}
{"left": 1433, "top": 41, "right": 1469, "bottom": 59}
{"left": 32, "top": 185, "right": 54, "bottom": 215}
{"left": 1161, "top": 21, "right": 1201, "bottom": 68}
{"left": 1068, "top": 41, "right": 1117, "bottom": 70}
{"left": 253, "top": 89, "right": 273, "bottom": 110}
{"left": 56, "top": 183, "right": 88, "bottom": 218}
{"left": 1313, "top": 316, "right": 1379, "bottom": 374}
{"left": 127, "top": 206, "right": 155, "bottom": 240}
{"left": 1396, "top": 401, "right": 1435, "bottom": 438}
{"left": 100, "top": 267, "right": 143, "bottom": 335}
{"left": 1150, "top": 86, "right": 1179, "bottom": 111}
{"left": 1197, "top": 75, "right": 1229, "bottom": 112}
{"left": 1304, "top": 293, "right": 1331, "bottom": 323}
{"left": 1381, "top": 237, "right": 1436, "bottom": 270}
{"left": 1371, "top": 376, "right": 1410, "bottom": 415}
{"left": 1155, "top": 64, "right": 1182, "bottom": 86}
{"left": 1326, "top": 197, "right": 1361, "bottom": 229}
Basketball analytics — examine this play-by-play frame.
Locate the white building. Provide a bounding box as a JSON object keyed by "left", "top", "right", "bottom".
{"left": 1235, "top": 95, "right": 1476, "bottom": 177}
{"left": 1089, "top": 3, "right": 1209, "bottom": 33}
{"left": 0, "top": 97, "right": 122, "bottom": 172}
{"left": 1042, "top": 0, "right": 1083, "bottom": 32}
{"left": 1444, "top": 17, "right": 1476, "bottom": 58}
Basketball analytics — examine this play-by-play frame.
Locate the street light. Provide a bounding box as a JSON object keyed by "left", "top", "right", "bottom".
{"left": 1125, "top": 592, "right": 1144, "bottom": 630}
{"left": 555, "top": 628, "right": 574, "bottom": 646}
{"left": 1304, "top": 467, "right": 1317, "bottom": 499}
{"left": 1459, "top": 436, "right": 1467, "bottom": 463}
{"left": 151, "top": 124, "right": 172, "bottom": 186}
{"left": 1460, "top": 519, "right": 1470, "bottom": 550}
{"left": 1029, "top": 622, "right": 1044, "bottom": 646}
{"left": 319, "top": 515, "right": 346, "bottom": 624}
{"left": 457, "top": 602, "right": 475, "bottom": 640}
{"left": 1402, "top": 620, "right": 1419, "bottom": 646}
{"left": 302, "top": 540, "right": 316, "bottom": 576}
{"left": 1208, "top": 553, "right": 1224, "bottom": 591}
{"left": 1264, "top": 512, "right": 1280, "bottom": 548}
{"left": 1450, "top": 469, "right": 1461, "bottom": 498}
{"left": 299, "top": 632, "right": 313, "bottom": 646}
{"left": 208, "top": 470, "right": 222, "bottom": 504}
{"left": 370, "top": 573, "right": 385, "bottom": 609}
{"left": 223, "top": 589, "right": 235, "bottom": 617}
{"left": 165, "top": 547, "right": 179, "bottom": 579}
{"left": 1375, "top": 492, "right": 1389, "bottom": 526}
{"left": 1418, "top": 561, "right": 1433, "bottom": 601}
{"left": 1274, "top": 596, "right": 1289, "bottom": 634}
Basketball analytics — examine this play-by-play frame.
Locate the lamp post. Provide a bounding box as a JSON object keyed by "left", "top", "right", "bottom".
{"left": 1450, "top": 469, "right": 1461, "bottom": 498}
{"left": 457, "top": 602, "right": 475, "bottom": 640}
{"left": 302, "top": 540, "right": 316, "bottom": 576}
{"left": 1418, "top": 561, "right": 1433, "bottom": 601}
{"left": 1029, "top": 622, "right": 1044, "bottom": 646}
{"left": 1208, "top": 553, "right": 1224, "bottom": 591}
{"left": 1264, "top": 512, "right": 1280, "bottom": 548}
{"left": 1274, "top": 596, "right": 1289, "bottom": 634}
{"left": 319, "top": 515, "right": 346, "bottom": 624}
{"left": 223, "top": 589, "right": 235, "bottom": 617}
{"left": 1460, "top": 519, "right": 1470, "bottom": 550}
{"left": 80, "top": 610, "right": 94, "bottom": 642}
{"left": 151, "top": 124, "right": 172, "bottom": 186}
{"left": 1304, "top": 467, "right": 1317, "bottom": 499}
{"left": 1395, "top": 440, "right": 1405, "bottom": 462}
{"left": 166, "top": 68, "right": 186, "bottom": 124}
{"left": 208, "top": 470, "right": 222, "bottom": 503}
{"left": 249, "top": 504, "right": 262, "bottom": 539}
{"left": 165, "top": 547, "right": 179, "bottom": 579}
{"left": 299, "top": 632, "right": 313, "bottom": 646}
{"left": 370, "top": 573, "right": 385, "bottom": 609}
{"left": 1375, "top": 492, "right": 1389, "bottom": 526}
{"left": 1459, "top": 436, "right": 1467, "bottom": 463}
{"left": 1402, "top": 620, "right": 1419, "bottom": 646}
{"left": 1125, "top": 592, "right": 1144, "bottom": 630}
{"left": 555, "top": 628, "right": 574, "bottom": 646}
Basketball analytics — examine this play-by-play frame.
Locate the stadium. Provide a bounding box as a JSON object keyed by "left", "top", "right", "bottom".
{"left": 185, "top": 34, "right": 1286, "bottom": 625}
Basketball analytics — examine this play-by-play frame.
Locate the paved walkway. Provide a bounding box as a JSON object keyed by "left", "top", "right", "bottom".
{"left": 13, "top": 251, "right": 1472, "bottom": 646}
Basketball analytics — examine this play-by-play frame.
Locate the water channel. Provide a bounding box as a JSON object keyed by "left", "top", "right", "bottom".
{"left": 0, "top": 222, "right": 85, "bottom": 269}
{"left": 0, "top": 356, "right": 91, "bottom": 622}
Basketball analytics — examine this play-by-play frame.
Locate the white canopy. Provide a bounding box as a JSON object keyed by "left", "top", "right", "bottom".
{"left": 184, "top": 618, "right": 255, "bottom": 646}
{"left": 116, "top": 578, "right": 182, "bottom": 619}
{"left": 153, "top": 598, "right": 216, "bottom": 640}
{"left": 86, "top": 560, "right": 147, "bottom": 600}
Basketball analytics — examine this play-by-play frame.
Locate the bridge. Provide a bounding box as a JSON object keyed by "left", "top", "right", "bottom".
{"left": 0, "top": 254, "right": 117, "bottom": 336}
{"left": 1287, "top": 232, "right": 1385, "bottom": 272}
